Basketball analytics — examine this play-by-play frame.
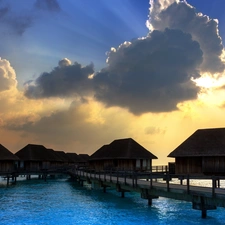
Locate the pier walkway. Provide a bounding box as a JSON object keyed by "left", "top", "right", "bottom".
{"left": 69, "top": 169, "right": 225, "bottom": 218}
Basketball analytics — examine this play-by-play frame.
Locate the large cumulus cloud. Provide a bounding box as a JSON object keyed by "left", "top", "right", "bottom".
{"left": 24, "top": 0, "right": 225, "bottom": 115}
{"left": 148, "top": 0, "right": 224, "bottom": 73}
{"left": 24, "top": 58, "right": 94, "bottom": 98}
{"left": 94, "top": 28, "right": 202, "bottom": 114}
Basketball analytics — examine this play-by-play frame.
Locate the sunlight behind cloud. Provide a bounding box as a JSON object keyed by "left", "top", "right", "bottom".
{"left": 193, "top": 73, "right": 225, "bottom": 88}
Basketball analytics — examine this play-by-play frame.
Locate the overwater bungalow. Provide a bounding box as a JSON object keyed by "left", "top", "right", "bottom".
{"left": 0, "top": 144, "right": 19, "bottom": 173}
{"left": 47, "top": 149, "right": 64, "bottom": 169}
{"left": 78, "top": 154, "right": 90, "bottom": 168}
{"left": 54, "top": 151, "right": 70, "bottom": 166}
{"left": 15, "top": 144, "right": 62, "bottom": 172}
{"left": 168, "top": 127, "right": 225, "bottom": 175}
{"left": 89, "top": 138, "right": 157, "bottom": 171}
{"left": 66, "top": 152, "right": 81, "bottom": 167}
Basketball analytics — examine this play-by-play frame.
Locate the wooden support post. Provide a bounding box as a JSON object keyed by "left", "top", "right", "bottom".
{"left": 99, "top": 171, "right": 100, "bottom": 181}
{"left": 135, "top": 173, "right": 138, "bottom": 188}
{"left": 212, "top": 176, "right": 216, "bottom": 197}
{"left": 166, "top": 174, "right": 170, "bottom": 192}
{"left": 104, "top": 170, "right": 106, "bottom": 182}
{"left": 148, "top": 198, "right": 152, "bottom": 206}
{"left": 7, "top": 176, "right": 9, "bottom": 187}
{"left": 187, "top": 174, "right": 190, "bottom": 194}
{"left": 110, "top": 169, "right": 112, "bottom": 182}
{"left": 132, "top": 172, "right": 134, "bottom": 188}
{"left": 180, "top": 177, "right": 183, "bottom": 185}
{"left": 124, "top": 171, "right": 126, "bottom": 185}
{"left": 117, "top": 170, "right": 119, "bottom": 184}
{"left": 103, "top": 186, "right": 106, "bottom": 193}
{"left": 201, "top": 209, "right": 207, "bottom": 219}
{"left": 44, "top": 174, "right": 47, "bottom": 182}
{"left": 121, "top": 191, "right": 125, "bottom": 198}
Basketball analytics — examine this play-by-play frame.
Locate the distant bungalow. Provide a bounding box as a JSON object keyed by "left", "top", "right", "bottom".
{"left": 168, "top": 128, "right": 225, "bottom": 175}
{"left": 89, "top": 138, "right": 157, "bottom": 171}
{"left": 15, "top": 144, "right": 63, "bottom": 172}
{"left": 0, "top": 144, "right": 19, "bottom": 173}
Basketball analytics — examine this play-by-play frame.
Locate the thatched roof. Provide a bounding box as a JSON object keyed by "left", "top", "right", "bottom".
{"left": 90, "top": 138, "right": 157, "bottom": 160}
{"left": 168, "top": 128, "right": 225, "bottom": 157}
{"left": 15, "top": 144, "right": 60, "bottom": 161}
{"left": 47, "top": 149, "right": 63, "bottom": 162}
{"left": 66, "top": 152, "right": 81, "bottom": 163}
{"left": 54, "top": 151, "right": 69, "bottom": 163}
{"left": 78, "top": 154, "right": 89, "bottom": 162}
{"left": 0, "top": 144, "right": 19, "bottom": 161}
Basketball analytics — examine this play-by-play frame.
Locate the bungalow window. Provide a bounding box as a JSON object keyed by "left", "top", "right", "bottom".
{"left": 136, "top": 159, "right": 140, "bottom": 168}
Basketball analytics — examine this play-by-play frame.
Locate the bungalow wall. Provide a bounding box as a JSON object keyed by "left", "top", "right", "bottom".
{"left": 0, "top": 161, "right": 15, "bottom": 172}
{"left": 203, "top": 156, "right": 225, "bottom": 175}
{"left": 89, "top": 159, "right": 152, "bottom": 171}
{"left": 175, "top": 157, "right": 202, "bottom": 174}
{"left": 23, "top": 161, "right": 40, "bottom": 171}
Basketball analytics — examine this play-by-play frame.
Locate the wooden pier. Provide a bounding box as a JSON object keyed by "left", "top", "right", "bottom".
{"left": 69, "top": 169, "right": 225, "bottom": 218}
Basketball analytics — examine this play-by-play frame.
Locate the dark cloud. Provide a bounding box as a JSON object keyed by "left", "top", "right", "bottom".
{"left": 24, "top": 28, "right": 203, "bottom": 114}
{"left": 0, "top": 2, "right": 33, "bottom": 36}
{"left": 24, "top": 59, "right": 94, "bottom": 98}
{"left": 34, "top": 0, "right": 61, "bottom": 12}
{"left": 148, "top": 0, "right": 224, "bottom": 73}
{"left": 94, "top": 28, "right": 202, "bottom": 114}
{"left": 0, "top": 0, "right": 61, "bottom": 37}
{"left": 0, "top": 5, "right": 9, "bottom": 19}
{"left": 24, "top": 0, "right": 225, "bottom": 115}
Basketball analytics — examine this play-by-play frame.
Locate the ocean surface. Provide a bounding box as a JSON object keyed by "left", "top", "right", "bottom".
{"left": 0, "top": 176, "right": 224, "bottom": 225}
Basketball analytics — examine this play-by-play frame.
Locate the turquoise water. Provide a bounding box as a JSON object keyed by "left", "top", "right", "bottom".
{"left": 0, "top": 177, "right": 224, "bottom": 225}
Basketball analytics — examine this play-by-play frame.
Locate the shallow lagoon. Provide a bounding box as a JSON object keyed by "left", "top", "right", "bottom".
{"left": 0, "top": 177, "right": 224, "bottom": 225}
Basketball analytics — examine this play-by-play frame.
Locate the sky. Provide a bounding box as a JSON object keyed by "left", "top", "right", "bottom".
{"left": 1, "top": 0, "right": 225, "bottom": 165}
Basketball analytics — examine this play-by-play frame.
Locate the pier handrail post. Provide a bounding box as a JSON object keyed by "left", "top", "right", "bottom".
{"left": 187, "top": 174, "right": 190, "bottom": 194}
{"left": 212, "top": 175, "right": 216, "bottom": 197}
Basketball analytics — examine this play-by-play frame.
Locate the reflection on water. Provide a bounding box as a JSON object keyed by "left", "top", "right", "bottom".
{"left": 0, "top": 177, "right": 224, "bottom": 225}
